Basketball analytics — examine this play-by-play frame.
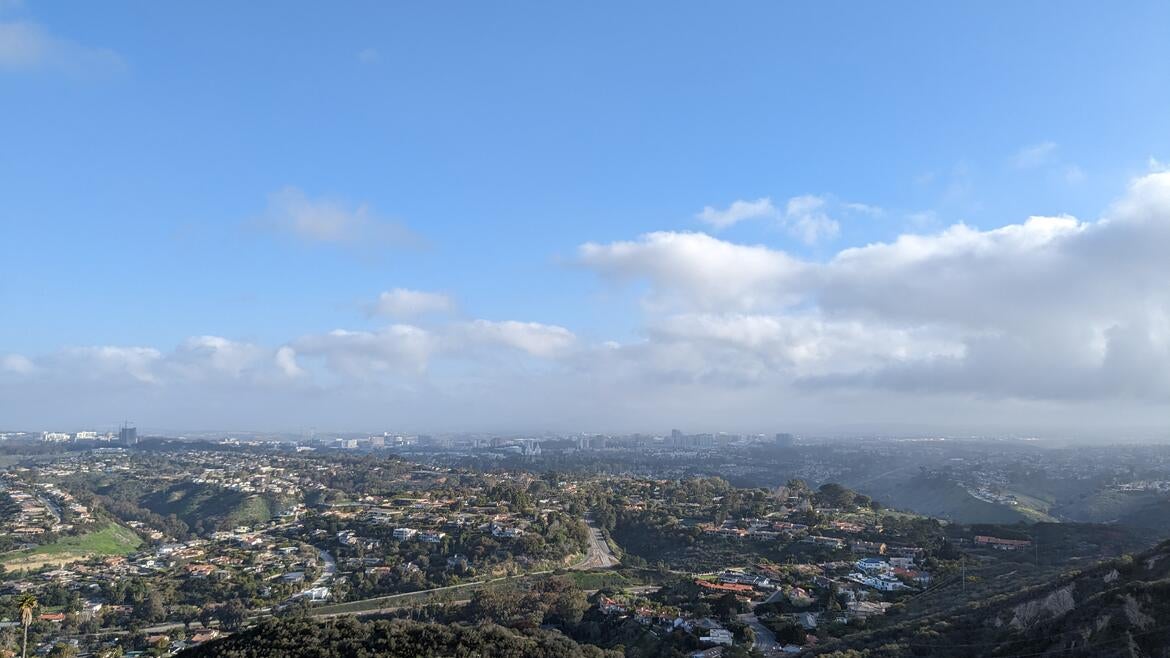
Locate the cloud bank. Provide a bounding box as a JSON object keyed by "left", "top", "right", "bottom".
{"left": 3, "top": 173, "right": 1169, "bottom": 435}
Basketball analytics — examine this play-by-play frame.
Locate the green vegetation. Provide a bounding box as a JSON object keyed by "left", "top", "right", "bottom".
{"left": 141, "top": 482, "right": 284, "bottom": 532}
{"left": 565, "top": 570, "right": 632, "bottom": 591}
{"left": 865, "top": 474, "right": 1048, "bottom": 524}
{"left": 0, "top": 523, "right": 141, "bottom": 570}
{"left": 816, "top": 539, "right": 1170, "bottom": 657}
{"left": 179, "top": 618, "right": 622, "bottom": 658}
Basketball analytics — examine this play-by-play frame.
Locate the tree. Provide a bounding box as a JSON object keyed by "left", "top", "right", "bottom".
{"left": 815, "top": 483, "right": 856, "bottom": 509}
{"left": 18, "top": 593, "right": 37, "bottom": 658}
{"left": 48, "top": 644, "right": 78, "bottom": 658}
{"left": 713, "top": 593, "right": 739, "bottom": 621}
{"left": 135, "top": 591, "right": 165, "bottom": 623}
{"left": 170, "top": 605, "right": 198, "bottom": 631}
{"left": 216, "top": 599, "right": 249, "bottom": 631}
{"left": 199, "top": 603, "right": 217, "bottom": 629}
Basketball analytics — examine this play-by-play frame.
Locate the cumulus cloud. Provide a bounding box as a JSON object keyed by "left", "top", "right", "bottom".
{"left": 74, "top": 346, "right": 161, "bottom": 383}
{"left": 259, "top": 187, "right": 422, "bottom": 249}
{"left": 274, "top": 346, "right": 305, "bottom": 379}
{"left": 4, "top": 174, "right": 1168, "bottom": 434}
{"left": 1, "top": 353, "right": 34, "bottom": 374}
{"left": 0, "top": 20, "right": 123, "bottom": 74}
{"left": 579, "top": 231, "right": 807, "bottom": 312}
{"left": 695, "top": 194, "right": 867, "bottom": 244}
{"left": 454, "top": 320, "right": 576, "bottom": 358}
{"left": 293, "top": 325, "right": 437, "bottom": 378}
{"left": 783, "top": 195, "right": 840, "bottom": 244}
{"left": 696, "top": 197, "right": 777, "bottom": 229}
{"left": 580, "top": 172, "right": 1170, "bottom": 403}
{"left": 369, "top": 288, "right": 454, "bottom": 318}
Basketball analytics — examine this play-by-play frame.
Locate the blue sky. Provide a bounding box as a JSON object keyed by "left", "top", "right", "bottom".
{"left": 2, "top": 2, "right": 1169, "bottom": 434}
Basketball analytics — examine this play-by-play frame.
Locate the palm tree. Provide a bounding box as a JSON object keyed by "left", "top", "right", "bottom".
{"left": 18, "top": 593, "right": 38, "bottom": 658}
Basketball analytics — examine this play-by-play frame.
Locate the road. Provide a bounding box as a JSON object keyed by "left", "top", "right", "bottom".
{"left": 739, "top": 612, "right": 780, "bottom": 655}
{"left": 573, "top": 517, "right": 620, "bottom": 569}
{"left": 310, "top": 518, "right": 621, "bottom": 618}
{"left": 308, "top": 547, "right": 336, "bottom": 588}
{"left": 121, "top": 518, "right": 622, "bottom": 635}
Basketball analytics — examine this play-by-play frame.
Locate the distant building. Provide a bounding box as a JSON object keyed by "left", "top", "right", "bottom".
{"left": 41, "top": 432, "right": 71, "bottom": 442}
{"left": 700, "top": 629, "right": 734, "bottom": 646}
{"left": 119, "top": 425, "right": 137, "bottom": 446}
{"left": 393, "top": 527, "right": 418, "bottom": 541}
{"left": 850, "top": 540, "right": 888, "bottom": 554}
{"left": 775, "top": 433, "right": 795, "bottom": 447}
{"left": 855, "top": 557, "right": 890, "bottom": 574}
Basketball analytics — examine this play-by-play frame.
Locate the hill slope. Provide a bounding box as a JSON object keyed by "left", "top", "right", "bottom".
{"left": 178, "top": 617, "right": 620, "bottom": 658}
{"left": 820, "top": 539, "right": 1170, "bottom": 657}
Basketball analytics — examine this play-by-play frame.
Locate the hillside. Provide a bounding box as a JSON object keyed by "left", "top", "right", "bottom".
{"left": 818, "top": 539, "right": 1170, "bottom": 657}
{"left": 1055, "top": 489, "right": 1170, "bottom": 533}
{"left": 178, "top": 617, "right": 621, "bottom": 658}
{"left": 860, "top": 474, "right": 1048, "bottom": 524}
{"left": 140, "top": 482, "right": 287, "bottom": 533}
{"left": 0, "top": 522, "right": 141, "bottom": 571}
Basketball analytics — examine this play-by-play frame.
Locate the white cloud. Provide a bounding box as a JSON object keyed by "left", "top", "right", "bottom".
{"left": 1011, "top": 141, "right": 1058, "bottom": 169}
{"left": 274, "top": 346, "right": 305, "bottom": 379}
{"left": 455, "top": 320, "right": 576, "bottom": 358}
{"left": 695, "top": 194, "right": 857, "bottom": 243}
{"left": 172, "top": 336, "right": 267, "bottom": 379}
{"left": 3, "top": 173, "right": 1168, "bottom": 433}
{"left": 783, "top": 195, "right": 840, "bottom": 244}
{"left": 57, "top": 346, "right": 162, "bottom": 384}
{"left": 0, "top": 20, "right": 123, "bottom": 74}
{"left": 579, "top": 172, "right": 1170, "bottom": 403}
{"left": 260, "top": 186, "right": 421, "bottom": 249}
{"left": 696, "top": 197, "right": 777, "bottom": 229}
{"left": 1, "top": 353, "right": 34, "bottom": 374}
{"left": 370, "top": 288, "right": 454, "bottom": 318}
{"left": 579, "top": 231, "right": 807, "bottom": 312}
{"left": 293, "top": 325, "right": 437, "bottom": 378}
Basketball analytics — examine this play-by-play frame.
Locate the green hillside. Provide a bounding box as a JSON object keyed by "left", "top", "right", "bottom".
{"left": 862, "top": 474, "right": 1051, "bottom": 524}
{"left": 816, "top": 537, "right": 1170, "bottom": 656}
{"left": 178, "top": 618, "right": 621, "bottom": 658}
{"left": 140, "top": 482, "right": 286, "bottom": 533}
{"left": 0, "top": 523, "right": 142, "bottom": 570}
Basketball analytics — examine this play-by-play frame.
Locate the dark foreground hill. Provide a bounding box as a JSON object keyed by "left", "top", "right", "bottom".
{"left": 178, "top": 617, "right": 621, "bottom": 658}
{"left": 819, "top": 539, "right": 1170, "bottom": 657}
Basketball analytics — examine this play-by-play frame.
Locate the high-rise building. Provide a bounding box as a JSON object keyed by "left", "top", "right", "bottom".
{"left": 119, "top": 424, "right": 138, "bottom": 446}
{"left": 775, "top": 433, "right": 795, "bottom": 447}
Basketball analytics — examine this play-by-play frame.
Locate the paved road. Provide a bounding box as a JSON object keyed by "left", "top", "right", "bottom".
{"left": 739, "top": 612, "right": 780, "bottom": 655}
{"left": 573, "top": 517, "right": 620, "bottom": 569}
{"left": 308, "top": 547, "right": 336, "bottom": 588}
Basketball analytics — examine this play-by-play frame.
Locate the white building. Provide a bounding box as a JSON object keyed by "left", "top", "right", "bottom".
{"left": 700, "top": 629, "right": 734, "bottom": 646}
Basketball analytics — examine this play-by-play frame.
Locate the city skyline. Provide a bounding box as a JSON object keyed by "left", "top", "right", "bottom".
{"left": 3, "top": 2, "right": 1170, "bottom": 436}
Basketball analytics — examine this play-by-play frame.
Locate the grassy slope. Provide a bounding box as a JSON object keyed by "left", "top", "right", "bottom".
{"left": 141, "top": 482, "right": 276, "bottom": 530}
{"left": 863, "top": 475, "right": 1042, "bottom": 524}
{"left": 0, "top": 523, "right": 142, "bottom": 569}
